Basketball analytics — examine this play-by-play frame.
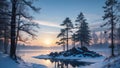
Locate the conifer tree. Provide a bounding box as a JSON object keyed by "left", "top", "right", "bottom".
{"left": 75, "top": 12, "right": 91, "bottom": 47}
{"left": 60, "top": 17, "right": 73, "bottom": 50}
{"left": 102, "top": 0, "right": 118, "bottom": 56}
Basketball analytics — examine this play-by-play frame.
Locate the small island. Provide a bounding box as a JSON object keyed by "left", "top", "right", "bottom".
{"left": 35, "top": 46, "right": 103, "bottom": 60}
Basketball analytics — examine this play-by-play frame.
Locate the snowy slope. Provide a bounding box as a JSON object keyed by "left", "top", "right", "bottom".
{"left": 0, "top": 52, "right": 46, "bottom": 68}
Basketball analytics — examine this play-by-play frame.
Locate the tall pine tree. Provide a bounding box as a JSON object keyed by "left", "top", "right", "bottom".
{"left": 102, "top": 0, "right": 118, "bottom": 56}
{"left": 60, "top": 17, "right": 73, "bottom": 51}
{"left": 75, "top": 12, "right": 91, "bottom": 47}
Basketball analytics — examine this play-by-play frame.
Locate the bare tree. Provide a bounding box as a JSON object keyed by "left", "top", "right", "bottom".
{"left": 10, "top": 0, "right": 40, "bottom": 59}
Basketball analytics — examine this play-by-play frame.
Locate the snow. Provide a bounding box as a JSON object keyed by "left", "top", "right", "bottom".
{"left": 80, "top": 62, "right": 104, "bottom": 68}
{"left": 80, "top": 57, "right": 105, "bottom": 68}
{"left": 0, "top": 52, "right": 47, "bottom": 68}
{"left": 103, "top": 55, "right": 120, "bottom": 68}
{"left": 35, "top": 54, "right": 105, "bottom": 60}
{"left": 34, "top": 47, "right": 104, "bottom": 60}
{"left": 81, "top": 55, "right": 120, "bottom": 68}
{"left": 0, "top": 53, "right": 19, "bottom": 68}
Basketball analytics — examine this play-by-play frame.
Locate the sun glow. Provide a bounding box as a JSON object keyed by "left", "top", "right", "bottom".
{"left": 44, "top": 39, "right": 52, "bottom": 46}
{"left": 28, "top": 36, "right": 58, "bottom": 47}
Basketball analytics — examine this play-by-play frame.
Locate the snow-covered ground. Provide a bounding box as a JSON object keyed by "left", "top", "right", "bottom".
{"left": 103, "top": 55, "right": 120, "bottom": 68}
{"left": 80, "top": 55, "right": 120, "bottom": 68}
{"left": 0, "top": 52, "right": 46, "bottom": 68}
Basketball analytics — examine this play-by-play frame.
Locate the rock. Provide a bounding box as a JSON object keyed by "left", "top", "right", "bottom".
{"left": 49, "top": 47, "right": 102, "bottom": 58}
{"left": 80, "top": 46, "right": 88, "bottom": 51}
{"left": 49, "top": 52, "right": 59, "bottom": 57}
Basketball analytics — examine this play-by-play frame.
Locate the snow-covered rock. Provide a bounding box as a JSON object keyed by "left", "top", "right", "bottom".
{"left": 35, "top": 47, "right": 103, "bottom": 60}
{"left": 49, "top": 47, "right": 102, "bottom": 57}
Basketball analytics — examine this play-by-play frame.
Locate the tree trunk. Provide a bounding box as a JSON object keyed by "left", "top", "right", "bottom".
{"left": 81, "top": 41, "right": 83, "bottom": 47}
{"left": 63, "top": 35, "right": 65, "bottom": 51}
{"left": 10, "top": 0, "right": 17, "bottom": 59}
{"left": 110, "top": 6, "right": 115, "bottom": 57}
{"left": 63, "top": 45, "right": 65, "bottom": 51}
{"left": 111, "top": 15, "right": 115, "bottom": 57}
{"left": 66, "top": 29, "right": 68, "bottom": 51}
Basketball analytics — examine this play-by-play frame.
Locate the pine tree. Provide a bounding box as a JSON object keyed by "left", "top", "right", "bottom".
{"left": 60, "top": 17, "right": 73, "bottom": 51}
{"left": 102, "top": 0, "right": 118, "bottom": 56}
{"left": 75, "top": 12, "right": 91, "bottom": 47}
{"left": 56, "top": 29, "right": 66, "bottom": 51}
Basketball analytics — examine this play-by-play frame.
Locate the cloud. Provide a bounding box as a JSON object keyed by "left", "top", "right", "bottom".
{"left": 32, "top": 20, "right": 63, "bottom": 28}
{"left": 39, "top": 31, "right": 59, "bottom": 34}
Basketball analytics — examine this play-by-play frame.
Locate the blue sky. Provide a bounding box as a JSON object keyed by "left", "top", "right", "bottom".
{"left": 33, "top": 0, "right": 105, "bottom": 32}
{"left": 28, "top": 0, "right": 107, "bottom": 46}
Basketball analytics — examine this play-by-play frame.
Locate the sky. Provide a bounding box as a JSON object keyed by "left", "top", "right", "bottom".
{"left": 26, "top": 0, "right": 106, "bottom": 47}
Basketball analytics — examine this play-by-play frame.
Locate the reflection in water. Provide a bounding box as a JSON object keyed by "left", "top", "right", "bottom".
{"left": 18, "top": 49, "right": 108, "bottom": 68}
{"left": 49, "top": 59, "right": 94, "bottom": 68}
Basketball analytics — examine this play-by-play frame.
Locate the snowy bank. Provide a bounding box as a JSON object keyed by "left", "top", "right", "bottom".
{"left": 103, "top": 55, "right": 120, "bottom": 68}
{"left": 81, "top": 55, "right": 120, "bottom": 68}
{"left": 0, "top": 52, "right": 46, "bottom": 68}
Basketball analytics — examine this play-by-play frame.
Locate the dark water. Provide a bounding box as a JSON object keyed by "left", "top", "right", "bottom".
{"left": 17, "top": 49, "right": 110, "bottom": 68}
{"left": 49, "top": 59, "right": 94, "bottom": 68}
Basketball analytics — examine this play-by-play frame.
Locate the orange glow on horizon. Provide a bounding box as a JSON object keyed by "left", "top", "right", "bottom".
{"left": 25, "top": 36, "right": 58, "bottom": 47}
{"left": 44, "top": 39, "right": 52, "bottom": 45}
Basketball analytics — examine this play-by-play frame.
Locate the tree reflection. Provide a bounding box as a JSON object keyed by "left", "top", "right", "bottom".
{"left": 50, "top": 59, "right": 94, "bottom": 68}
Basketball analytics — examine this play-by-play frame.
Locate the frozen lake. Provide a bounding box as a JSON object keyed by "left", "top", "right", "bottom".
{"left": 17, "top": 48, "right": 112, "bottom": 68}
